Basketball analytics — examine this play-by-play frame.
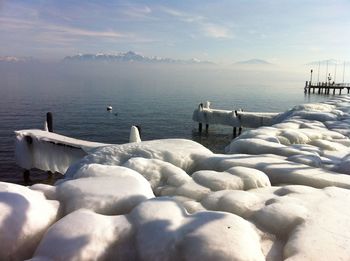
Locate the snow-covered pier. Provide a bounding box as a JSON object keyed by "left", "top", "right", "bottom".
{"left": 192, "top": 101, "right": 279, "bottom": 135}
{"left": 4, "top": 95, "right": 350, "bottom": 260}
{"left": 15, "top": 129, "right": 109, "bottom": 175}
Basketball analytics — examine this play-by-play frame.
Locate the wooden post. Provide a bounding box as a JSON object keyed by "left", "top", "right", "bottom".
{"left": 23, "top": 135, "right": 33, "bottom": 183}
{"left": 238, "top": 127, "right": 242, "bottom": 135}
{"left": 23, "top": 170, "right": 31, "bottom": 184}
{"left": 46, "top": 112, "right": 53, "bottom": 132}
{"left": 233, "top": 127, "right": 237, "bottom": 138}
{"left": 339, "top": 89, "right": 342, "bottom": 95}
{"left": 205, "top": 124, "right": 209, "bottom": 132}
{"left": 198, "top": 123, "right": 202, "bottom": 133}
{"left": 333, "top": 88, "right": 335, "bottom": 95}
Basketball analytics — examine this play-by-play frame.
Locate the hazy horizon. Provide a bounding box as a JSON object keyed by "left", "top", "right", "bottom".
{"left": 1, "top": 1, "right": 350, "bottom": 66}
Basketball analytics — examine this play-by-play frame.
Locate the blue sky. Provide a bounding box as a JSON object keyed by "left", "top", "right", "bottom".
{"left": 1, "top": 0, "right": 350, "bottom": 65}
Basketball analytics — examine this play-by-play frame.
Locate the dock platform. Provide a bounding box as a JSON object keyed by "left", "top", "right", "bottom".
{"left": 304, "top": 81, "right": 350, "bottom": 95}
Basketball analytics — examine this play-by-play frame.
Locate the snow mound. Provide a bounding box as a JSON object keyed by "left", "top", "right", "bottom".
{"left": 0, "top": 182, "right": 59, "bottom": 260}
{"left": 65, "top": 139, "right": 213, "bottom": 177}
{"left": 32, "top": 209, "right": 133, "bottom": 260}
{"left": 56, "top": 164, "right": 154, "bottom": 215}
{"left": 192, "top": 166, "right": 270, "bottom": 191}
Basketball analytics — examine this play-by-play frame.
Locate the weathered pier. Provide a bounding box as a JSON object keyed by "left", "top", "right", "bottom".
{"left": 304, "top": 81, "right": 350, "bottom": 95}
{"left": 192, "top": 102, "right": 280, "bottom": 137}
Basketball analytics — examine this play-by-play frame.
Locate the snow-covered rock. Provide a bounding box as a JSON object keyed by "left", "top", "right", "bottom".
{"left": 0, "top": 182, "right": 59, "bottom": 260}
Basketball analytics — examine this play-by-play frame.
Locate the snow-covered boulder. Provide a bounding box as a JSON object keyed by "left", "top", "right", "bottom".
{"left": 56, "top": 164, "right": 154, "bottom": 215}
{"left": 0, "top": 182, "right": 59, "bottom": 260}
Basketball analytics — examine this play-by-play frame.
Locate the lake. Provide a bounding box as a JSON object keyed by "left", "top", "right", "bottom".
{"left": 0, "top": 62, "right": 333, "bottom": 184}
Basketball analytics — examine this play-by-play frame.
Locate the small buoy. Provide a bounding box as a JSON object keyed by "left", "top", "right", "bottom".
{"left": 107, "top": 106, "right": 112, "bottom": 111}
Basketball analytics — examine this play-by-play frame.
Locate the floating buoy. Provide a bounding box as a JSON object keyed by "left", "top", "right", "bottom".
{"left": 107, "top": 106, "right": 112, "bottom": 111}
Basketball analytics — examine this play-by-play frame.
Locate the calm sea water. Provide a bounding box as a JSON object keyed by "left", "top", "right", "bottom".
{"left": 0, "top": 62, "right": 333, "bottom": 184}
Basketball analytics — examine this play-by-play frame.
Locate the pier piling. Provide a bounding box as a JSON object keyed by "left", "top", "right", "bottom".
{"left": 46, "top": 112, "right": 53, "bottom": 132}
{"left": 198, "top": 123, "right": 202, "bottom": 133}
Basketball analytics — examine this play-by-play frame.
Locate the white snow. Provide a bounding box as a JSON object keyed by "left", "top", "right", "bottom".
{"left": 0, "top": 182, "right": 59, "bottom": 260}
{"left": 6, "top": 95, "right": 350, "bottom": 260}
{"left": 56, "top": 164, "right": 154, "bottom": 215}
{"left": 129, "top": 125, "right": 141, "bottom": 143}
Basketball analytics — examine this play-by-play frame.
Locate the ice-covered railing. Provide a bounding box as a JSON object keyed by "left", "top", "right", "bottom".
{"left": 192, "top": 101, "right": 280, "bottom": 134}
{"left": 14, "top": 129, "right": 109, "bottom": 174}
{"left": 15, "top": 126, "right": 142, "bottom": 175}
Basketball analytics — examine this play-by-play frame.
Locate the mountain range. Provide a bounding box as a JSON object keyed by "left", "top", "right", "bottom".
{"left": 235, "top": 59, "right": 272, "bottom": 65}
{"left": 63, "top": 51, "right": 212, "bottom": 64}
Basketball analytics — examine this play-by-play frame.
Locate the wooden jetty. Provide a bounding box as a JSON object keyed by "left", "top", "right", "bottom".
{"left": 304, "top": 81, "right": 350, "bottom": 95}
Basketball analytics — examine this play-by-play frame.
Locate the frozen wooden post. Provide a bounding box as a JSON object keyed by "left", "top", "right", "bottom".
{"left": 237, "top": 110, "right": 242, "bottom": 136}
{"left": 46, "top": 112, "right": 54, "bottom": 178}
{"left": 23, "top": 135, "right": 33, "bottom": 183}
{"left": 23, "top": 170, "right": 31, "bottom": 184}
{"left": 46, "top": 112, "right": 53, "bottom": 132}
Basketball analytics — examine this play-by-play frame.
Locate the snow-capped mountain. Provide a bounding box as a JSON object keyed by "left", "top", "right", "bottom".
{"left": 63, "top": 51, "right": 212, "bottom": 64}
{"left": 0, "top": 56, "right": 35, "bottom": 63}
{"left": 235, "top": 59, "right": 272, "bottom": 65}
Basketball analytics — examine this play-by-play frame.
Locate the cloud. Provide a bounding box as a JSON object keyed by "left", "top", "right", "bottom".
{"left": 119, "top": 4, "right": 154, "bottom": 21}
{"left": 160, "top": 7, "right": 232, "bottom": 39}
{"left": 47, "top": 25, "right": 125, "bottom": 38}
{"left": 0, "top": 17, "right": 128, "bottom": 42}
{"left": 202, "top": 23, "right": 233, "bottom": 39}
{"left": 161, "top": 7, "right": 204, "bottom": 23}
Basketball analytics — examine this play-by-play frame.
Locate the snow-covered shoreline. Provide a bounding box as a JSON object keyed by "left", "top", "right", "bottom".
{"left": 3, "top": 96, "right": 350, "bottom": 260}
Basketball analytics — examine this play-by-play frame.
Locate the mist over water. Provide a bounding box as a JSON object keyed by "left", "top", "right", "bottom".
{"left": 0, "top": 61, "right": 331, "bottom": 183}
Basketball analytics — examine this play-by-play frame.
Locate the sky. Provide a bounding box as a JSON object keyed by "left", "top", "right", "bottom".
{"left": 1, "top": 0, "right": 350, "bottom": 65}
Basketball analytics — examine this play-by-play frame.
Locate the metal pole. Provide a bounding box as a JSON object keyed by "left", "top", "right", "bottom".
{"left": 326, "top": 60, "right": 329, "bottom": 83}
{"left": 334, "top": 62, "right": 337, "bottom": 83}
{"left": 310, "top": 69, "right": 313, "bottom": 85}
{"left": 317, "top": 61, "right": 320, "bottom": 83}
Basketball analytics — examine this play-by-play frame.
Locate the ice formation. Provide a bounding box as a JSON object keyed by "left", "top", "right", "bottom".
{"left": 192, "top": 102, "right": 279, "bottom": 128}
{"left": 5, "top": 95, "right": 350, "bottom": 260}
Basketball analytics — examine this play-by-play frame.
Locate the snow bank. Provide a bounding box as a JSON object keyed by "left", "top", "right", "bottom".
{"left": 56, "top": 164, "right": 154, "bottom": 215}
{"left": 227, "top": 96, "right": 350, "bottom": 173}
{"left": 0, "top": 182, "right": 59, "bottom": 260}
{"left": 32, "top": 209, "right": 134, "bottom": 260}
{"left": 6, "top": 95, "right": 350, "bottom": 260}
{"left": 32, "top": 198, "right": 265, "bottom": 261}
{"left": 65, "top": 139, "right": 213, "bottom": 177}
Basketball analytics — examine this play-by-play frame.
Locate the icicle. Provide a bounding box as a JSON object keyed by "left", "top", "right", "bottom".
{"left": 44, "top": 121, "right": 49, "bottom": 132}
{"left": 129, "top": 126, "right": 141, "bottom": 143}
